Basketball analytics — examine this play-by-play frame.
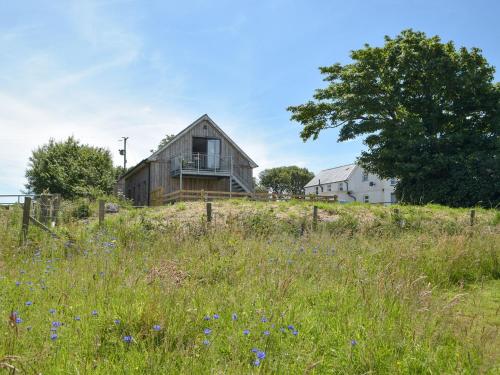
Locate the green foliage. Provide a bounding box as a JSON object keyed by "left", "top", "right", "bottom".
{"left": 288, "top": 29, "right": 500, "bottom": 207}
{"left": 151, "top": 134, "right": 176, "bottom": 153}
{"left": 259, "top": 166, "right": 314, "bottom": 194}
{"left": 25, "top": 137, "right": 118, "bottom": 199}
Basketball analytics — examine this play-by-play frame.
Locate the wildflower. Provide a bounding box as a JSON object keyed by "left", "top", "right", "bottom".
{"left": 257, "top": 351, "right": 266, "bottom": 360}
{"left": 49, "top": 309, "right": 56, "bottom": 314}
{"left": 351, "top": 339, "right": 357, "bottom": 346}
{"left": 292, "top": 330, "right": 298, "bottom": 336}
{"left": 232, "top": 313, "right": 238, "bottom": 321}
{"left": 74, "top": 316, "right": 81, "bottom": 321}
{"left": 91, "top": 310, "right": 98, "bottom": 316}
{"left": 254, "top": 359, "right": 261, "bottom": 366}
{"left": 261, "top": 317, "right": 268, "bottom": 323}
{"left": 263, "top": 330, "right": 270, "bottom": 336}
{"left": 114, "top": 319, "right": 121, "bottom": 325}
{"left": 153, "top": 325, "right": 161, "bottom": 331}
{"left": 243, "top": 329, "right": 250, "bottom": 335}
{"left": 280, "top": 327, "right": 286, "bottom": 333}
{"left": 50, "top": 327, "right": 57, "bottom": 332}
{"left": 25, "top": 301, "right": 33, "bottom": 306}
{"left": 287, "top": 325, "right": 295, "bottom": 331}
{"left": 203, "top": 339, "right": 210, "bottom": 346}
{"left": 251, "top": 348, "right": 259, "bottom": 353}
{"left": 15, "top": 281, "right": 21, "bottom": 286}
{"left": 16, "top": 317, "right": 23, "bottom": 324}
{"left": 52, "top": 321, "right": 62, "bottom": 327}
{"left": 204, "top": 328, "right": 212, "bottom": 335}
{"left": 50, "top": 333, "right": 58, "bottom": 340}
{"left": 213, "top": 314, "right": 219, "bottom": 320}
{"left": 203, "top": 316, "right": 211, "bottom": 321}
{"left": 123, "top": 335, "right": 132, "bottom": 343}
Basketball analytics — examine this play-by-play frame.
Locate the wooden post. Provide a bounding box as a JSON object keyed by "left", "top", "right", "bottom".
{"left": 393, "top": 208, "right": 401, "bottom": 227}
{"left": 470, "top": 209, "right": 475, "bottom": 226}
{"left": 206, "top": 202, "right": 212, "bottom": 223}
{"left": 20, "top": 197, "right": 31, "bottom": 245}
{"left": 312, "top": 205, "right": 318, "bottom": 230}
{"left": 52, "top": 194, "right": 61, "bottom": 226}
{"left": 98, "top": 200, "right": 105, "bottom": 226}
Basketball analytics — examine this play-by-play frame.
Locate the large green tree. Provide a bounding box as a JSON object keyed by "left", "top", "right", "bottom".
{"left": 259, "top": 166, "right": 314, "bottom": 195}
{"left": 288, "top": 30, "right": 500, "bottom": 207}
{"left": 25, "top": 137, "right": 118, "bottom": 198}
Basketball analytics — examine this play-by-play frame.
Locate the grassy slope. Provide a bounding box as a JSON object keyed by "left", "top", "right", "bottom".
{"left": 0, "top": 201, "right": 498, "bottom": 374}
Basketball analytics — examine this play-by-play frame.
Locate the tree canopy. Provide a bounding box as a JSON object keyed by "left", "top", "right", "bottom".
{"left": 151, "top": 134, "right": 176, "bottom": 153}
{"left": 25, "top": 137, "right": 118, "bottom": 199}
{"left": 259, "top": 166, "right": 314, "bottom": 195}
{"left": 288, "top": 30, "right": 500, "bottom": 207}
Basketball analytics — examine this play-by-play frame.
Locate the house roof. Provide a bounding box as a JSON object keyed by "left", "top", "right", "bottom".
{"left": 304, "top": 164, "right": 357, "bottom": 187}
{"left": 120, "top": 159, "right": 149, "bottom": 180}
{"left": 148, "top": 114, "right": 258, "bottom": 168}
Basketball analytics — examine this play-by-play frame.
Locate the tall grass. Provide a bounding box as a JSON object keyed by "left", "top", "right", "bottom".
{"left": 0, "top": 202, "right": 498, "bottom": 373}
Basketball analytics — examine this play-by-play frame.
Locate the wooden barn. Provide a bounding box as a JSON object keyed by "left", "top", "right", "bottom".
{"left": 120, "top": 114, "right": 258, "bottom": 205}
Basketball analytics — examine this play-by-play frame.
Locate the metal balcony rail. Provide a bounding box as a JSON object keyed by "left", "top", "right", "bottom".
{"left": 170, "top": 153, "right": 232, "bottom": 175}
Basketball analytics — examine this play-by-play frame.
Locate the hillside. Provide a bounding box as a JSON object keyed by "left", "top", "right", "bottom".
{"left": 0, "top": 201, "right": 499, "bottom": 374}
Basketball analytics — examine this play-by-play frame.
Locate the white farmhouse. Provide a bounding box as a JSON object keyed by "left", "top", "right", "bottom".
{"left": 304, "top": 164, "right": 397, "bottom": 204}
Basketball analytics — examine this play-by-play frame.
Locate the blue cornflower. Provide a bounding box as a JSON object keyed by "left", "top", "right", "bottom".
{"left": 49, "top": 308, "right": 56, "bottom": 314}
{"left": 257, "top": 351, "right": 266, "bottom": 360}
{"left": 50, "top": 327, "right": 57, "bottom": 332}
{"left": 52, "top": 321, "right": 62, "bottom": 327}
{"left": 292, "top": 330, "right": 298, "bottom": 336}
{"left": 203, "top": 328, "right": 212, "bottom": 335}
{"left": 153, "top": 325, "right": 161, "bottom": 331}
{"left": 203, "top": 315, "right": 211, "bottom": 321}
{"left": 351, "top": 339, "right": 357, "bottom": 346}
{"left": 25, "top": 301, "right": 33, "bottom": 306}
{"left": 91, "top": 310, "right": 98, "bottom": 316}
{"left": 123, "top": 335, "right": 132, "bottom": 343}
{"left": 15, "top": 281, "right": 21, "bottom": 286}
{"left": 114, "top": 319, "right": 121, "bottom": 325}
{"left": 203, "top": 339, "right": 210, "bottom": 346}
{"left": 261, "top": 317, "right": 268, "bottom": 323}
{"left": 243, "top": 329, "right": 250, "bottom": 335}
{"left": 74, "top": 316, "right": 81, "bottom": 321}
{"left": 253, "top": 359, "right": 261, "bottom": 366}
{"left": 263, "top": 330, "right": 270, "bottom": 336}
{"left": 251, "top": 348, "right": 259, "bottom": 353}
{"left": 232, "top": 313, "right": 237, "bottom": 321}
{"left": 50, "top": 333, "right": 58, "bottom": 340}
{"left": 16, "top": 317, "right": 22, "bottom": 324}
{"left": 213, "top": 314, "right": 219, "bottom": 320}
{"left": 287, "top": 325, "right": 295, "bottom": 331}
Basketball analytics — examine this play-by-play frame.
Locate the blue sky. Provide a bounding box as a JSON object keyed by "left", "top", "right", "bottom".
{"left": 0, "top": 0, "right": 499, "bottom": 194}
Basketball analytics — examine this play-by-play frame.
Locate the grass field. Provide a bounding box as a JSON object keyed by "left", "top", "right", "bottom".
{"left": 1, "top": 200, "right": 499, "bottom": 374}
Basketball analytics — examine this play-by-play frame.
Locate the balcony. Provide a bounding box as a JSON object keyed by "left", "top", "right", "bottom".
{"left": 170, "top": 153, "right": 231, "bottom": 177}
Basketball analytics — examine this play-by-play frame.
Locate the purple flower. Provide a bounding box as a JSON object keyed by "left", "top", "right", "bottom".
{"left": 351, "top": 339, "right": 357, "bottom": 346}
{"left": 15, "top": 317, "right": 23, "bottom": 324}
{"left": 203, "top": 339, "right": 210, "bottom": 346}
{"left": 123, "top": 335, "right": 132, "bottom": 343}
{"left": 232, "top": 313, "right": 237, "bottom": 321}
{"left": 114, "top": 319, "right": 121, "bottom": 325}
{"left": 74, "top": 316, "right": 81, "bottom": 321}
{"left": 25, "top": 301, "right": 32, "bottom": 306}
{"left": 91, "top": 310, "right": 98, "bottom": 316}
{"left": 49, "top": 308, "right": 56, "bottom": 314}
{"left": 287, "top": 325, "right": 295, "bottom": 331}
{"left": 292, "top": 330, "right": 298, "bottom": 336}
{"left": 204, "top": 328, "right": 212, "bottom": 335}
{"left": 243, "top": 329, "right": 250, "bottom": 336}
{"left": 251, "top": 348, "right": 259, "bottom": 353}
{"left": 203, "top": 315, "right": 211, "bottom": 321}
{"left": 153, "top": 325, "right": 161, "bottom": 331}
{"left": 52, "top": 321, "right": 62, "bottom": 327}
{"left": 253, "top": 359, "right": 261, "bottom": 366}
{"left": 257, "top": 351, "right": 266, "bottom": 360}
{"left": 15, "top": 281, "right": 21, "bottom": 286}
{"left": 261, "top": 317, "right": 268, "bottom": 323}
{"left": 50, "top": 333, "right": 58, "bottom": 340}
{"left": 213, "top": 314, "right": 219, "bottom": 320}
{"left": 263, "top": 330, "right": 270, "bottom": 336}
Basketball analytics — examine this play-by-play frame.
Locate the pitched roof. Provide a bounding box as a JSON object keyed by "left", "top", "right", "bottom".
{"left": 148, "top": 114, "right": 258, "bottom": 168}
{"left": 304, "top": 164, "right": 357, "bottom": 187}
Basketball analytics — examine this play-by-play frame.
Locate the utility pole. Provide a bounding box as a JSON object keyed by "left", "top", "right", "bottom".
{"left": 119, "top": 137, "right": 129, "bottom": 170}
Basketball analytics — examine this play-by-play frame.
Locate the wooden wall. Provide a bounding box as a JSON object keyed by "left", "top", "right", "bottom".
{"left": 150, "top": 118, "right": 254, "bottom": 195}
{"left": 124, "top": 164, "right": 149, "bottom": 206}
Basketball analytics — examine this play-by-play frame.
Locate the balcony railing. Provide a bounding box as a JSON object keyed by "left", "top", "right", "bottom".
{"left": 170, "top": 153, "right": 232, "bottom": 176}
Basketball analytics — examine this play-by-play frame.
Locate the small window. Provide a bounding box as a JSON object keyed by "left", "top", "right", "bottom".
{"left": 339, "top": 182, "right": 344, "bottom": 191}
{"left": 363, "top": 195, "right": 369, "bottom": 203}
{"left": 390, "top": 178, "right": 397, "bottom": 186}
{"left": 362, "top": 172, "right": 369, "bottom": 182}
{"left": 327, "top": 184, "right": 331, "bottom": 192}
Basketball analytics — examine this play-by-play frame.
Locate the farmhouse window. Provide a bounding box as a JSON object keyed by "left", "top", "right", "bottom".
{"left": 362, "top": 172, "right": 369, "bottom": 182}
{"left": 364, "top": 195, "right": 369, "bottom": 203}
{"left": 339, "top": 182, "right": 344, "bottom": 191}
{"left": 390, "top": 178, "right": 397, "bottom": 186}
{"left": 327, "top": 184, "right": 331, "bottom": 191}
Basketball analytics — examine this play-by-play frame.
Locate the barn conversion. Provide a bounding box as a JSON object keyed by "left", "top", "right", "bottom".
{"left": 304, "top": 164, "right": 397, "bottom": 204}
{"left": 120, "top": 114, "right": 258, "bottom": 206}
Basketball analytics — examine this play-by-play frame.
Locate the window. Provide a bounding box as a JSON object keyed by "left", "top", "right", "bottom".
{"left": 338, "top": 182, "right": 344, "bottom": 191}
{"left": 362, "top": 172, "right": 369, "bottom": 182}
{"left": 391, "top": 193, "right": 397, "bottom": 203}
{"left": 327, "top": 184, "right": 331, "bottom": 192}
{"left": 363, "top": 195, "right": 369, "bottom": 203}
{"left": 390, "top": 178, "right": 397, "bottom": 186}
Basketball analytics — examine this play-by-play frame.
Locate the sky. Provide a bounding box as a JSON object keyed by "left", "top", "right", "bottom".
{"left": 0, "top": 0, "right": 499, "bottom": 194}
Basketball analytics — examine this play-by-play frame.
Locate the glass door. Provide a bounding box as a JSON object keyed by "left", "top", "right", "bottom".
{"left": 207, "top": 139, "right": 220, "bottom": 169}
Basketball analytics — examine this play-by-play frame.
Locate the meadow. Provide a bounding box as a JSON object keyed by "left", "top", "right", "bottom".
{"left": 0, "top": 200, "right": 499, "bottom": 374}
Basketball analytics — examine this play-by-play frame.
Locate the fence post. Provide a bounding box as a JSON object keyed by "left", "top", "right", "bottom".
{"left": 470, "top": 209, "right": 475, "bottom": 226}
{"left": 312, "top": 205, "right": 318, "bottom": 230}
{"left": 20, "top": 197, "right": 31, "bottom": 245}
{"left": 393, "top": 208, "right": 401, "bottom": 227}
{"left": 206, "top": 202, "right": 212, "bottom": 223}
{"left": 99, "top": 200, "right": 105, "bottom": 226}
{"left": 52, "top": 194, "right": 61, "bottom": 226}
